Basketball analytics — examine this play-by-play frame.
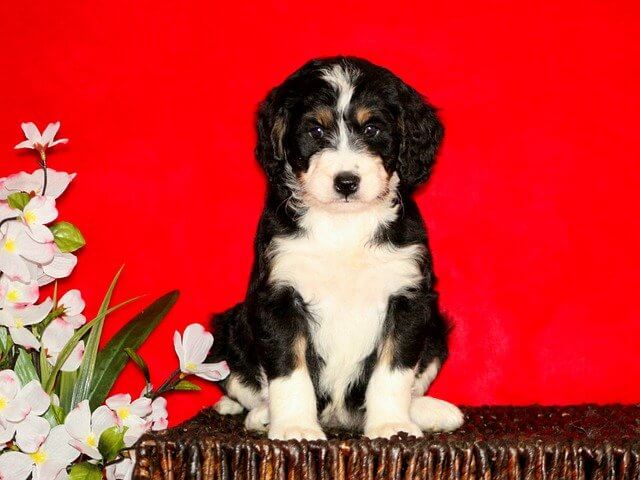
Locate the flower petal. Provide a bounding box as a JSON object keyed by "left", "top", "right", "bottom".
{"left": 195, "top": 360, "right": 230, "bottom": 382}
{"left": 0, "top": 451, "right": 34, "bottom": 480}
{"left": 60, "top": 341, "right": 84, "bottom": 372}
{"left": 24, "top": 196, "right": 58, "bottom": 225}
{"left": 0, "top": 277, "right": 39, "bottom": 307}
{"left": 58, "top": 290, "right": 84, "bottom": 317}
{"left": 43, "top": 425, "right": 81, "bottom": 466}
{"left": 0, "top": 421, "right": 16, "bottom": 444}
{"left": 9, "top": 326, "right": 41, "bottom": 351}
{"left": 16, "top": 298, "right": 54, "bottom": 325}
{"left": 42, "top": 319, "right": 74, "bottom": 354}
{"left": 31, "top": 170, "right": 76, "bottom": 200}
{"left": 173, "top": 331, "right": 184, "bottom": 370}
{"left": 129, "top": 397, "right": 152, "bottom": 418}
{"left": 64, "top": 400, "right": 91, "bottom": 441}
{"left": 14, "top": 140, "right": 35, "bottom": 150}
{"left": 182, "top": 323, "right": 213, "bottom": 366}
{"left": 91, "top": 405, "right": 117, "bottom": 439}
{"left": 15, "top": 233, "right": 55, "bottom": 265}
{"left": 18, "top": 380, "right": 51, "bottom": 415}
{"left": 105, "top": 393, "right": 131, "bottom": 411}
{"left": 0, "top": 369, "right": 20, "bottom": 400}
{"left": 41, "top": 251, "right": 77, "bottom": 279}
{"left": 21, "top": 122, "right": 42, "bottom": 144}
{"left": 40, "top": 122, "right": 60, "bottom": 146}
{"left": 15, "top": 414, "right": 50, "bottom": 453}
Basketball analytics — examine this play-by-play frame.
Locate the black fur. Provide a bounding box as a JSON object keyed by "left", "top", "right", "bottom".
{"left": 208, "top": 56, "right": 449, "bottom": 429}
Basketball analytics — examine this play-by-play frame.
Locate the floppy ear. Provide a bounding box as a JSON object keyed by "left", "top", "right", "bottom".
{"left": 397, "top": 82, "right": 444, "bottom": 188}
{"left": 255, "top": 88, "right": 289, "bottom": 184}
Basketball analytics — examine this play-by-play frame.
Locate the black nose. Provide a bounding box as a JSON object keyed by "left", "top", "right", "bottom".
{"left": 333, "top": 172, "right": 360, "bottom": 197}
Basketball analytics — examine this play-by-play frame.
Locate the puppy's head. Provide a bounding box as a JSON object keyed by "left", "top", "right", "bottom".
{"left": 256, "top": 57, "right": 443, "bottom": 212}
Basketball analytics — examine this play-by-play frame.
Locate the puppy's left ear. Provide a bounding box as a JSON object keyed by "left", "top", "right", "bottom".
{"left": 397, "top": 82, "right": 444, "bottom": 188}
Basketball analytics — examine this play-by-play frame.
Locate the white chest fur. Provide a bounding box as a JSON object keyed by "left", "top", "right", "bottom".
{"left": 268, "top": 204, "right": 424, "bottom": 422}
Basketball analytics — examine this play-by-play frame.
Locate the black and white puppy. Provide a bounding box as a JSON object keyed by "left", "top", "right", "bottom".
{"left": 208, "top": 56, "right": 464, "bottom": 440}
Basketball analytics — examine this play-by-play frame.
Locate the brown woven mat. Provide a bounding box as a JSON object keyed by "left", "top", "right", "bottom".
{"left": 134, "top": 404, "right": 640, "bottom": 479}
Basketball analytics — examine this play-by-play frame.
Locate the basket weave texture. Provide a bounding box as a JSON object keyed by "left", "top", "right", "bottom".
{"left": 134, "top": 404, "right": 640, "bottom": 480}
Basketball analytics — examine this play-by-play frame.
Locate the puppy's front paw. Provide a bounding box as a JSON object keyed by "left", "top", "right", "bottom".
{"left": 365, "top": 421, "right": 423, "bottom": 439}
{"left": 244, "top": 403, "right": 269, "bottom": 431}
{"left": 268, "top": 422, "right": 326, "bottom": 441}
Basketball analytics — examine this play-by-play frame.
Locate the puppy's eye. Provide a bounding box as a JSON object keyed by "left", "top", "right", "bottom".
{"left": 309, "top": 126, "right": 324, "bottom": 140}
{"left": 363, "top": 124, "right": 380, "bottom": 138}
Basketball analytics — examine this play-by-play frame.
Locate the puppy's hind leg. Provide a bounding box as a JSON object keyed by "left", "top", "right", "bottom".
{"left": 410, "top": 396, "right": 464, "bottom": 432}
{"left": 214, "top": 395, "right": 245, "bottom": 415}
{"left": 409, "top": 359, "right": 464, "bottom": 432}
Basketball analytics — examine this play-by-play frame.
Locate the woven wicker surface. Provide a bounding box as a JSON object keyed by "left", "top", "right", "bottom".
{"left": 134, "top": 404, "right": 640, "bottom": 480}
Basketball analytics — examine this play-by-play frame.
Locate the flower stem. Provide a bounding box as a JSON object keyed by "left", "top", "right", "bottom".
{"left": 39, "top": 151, "right": 48, "bottom": 196}
{"left": 149, "top": 368, "right": 183, "bottom": 399}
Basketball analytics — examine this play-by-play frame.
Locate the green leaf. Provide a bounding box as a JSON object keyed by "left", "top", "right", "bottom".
{"left": 98, "top": 426, "right": 126, "bottom": 462}
{"left": 50, "top": 221, "right": 86, "bottom": 253}
{"left": 69, "top": 267, "right": 124, "bottom": 410}
{"left": 173, "top": 379, "right": 201, "bottom": 391}
{"left": 7, "top": 192, "right": 30, "bottom": 211}
{"left": 88, "top": 290, "right": 179, "bottom": 409}
{"left": 14, "top": 349, "right": 39, "bottom": 385}
{"left": 69, "top": 462, "right": 103, "bottom": 480}
{"left": 44, "top": 296, "right": 141, "bottom": 395}
{"left": 124, "top": 347, "right": 150, "bottom": 384}
{"left": 0, "top": 327, "right": 12, "bottom": 353}
{"left": 59, "top": 370, "right": 77, "bottom": 413}
{"left": 50, "top": 403, "right": 65, "bottom": 424}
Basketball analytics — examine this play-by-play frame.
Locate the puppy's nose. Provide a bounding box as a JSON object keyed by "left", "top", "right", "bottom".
{"left": 333, "top": 172, "right": 360, "bottom": 197}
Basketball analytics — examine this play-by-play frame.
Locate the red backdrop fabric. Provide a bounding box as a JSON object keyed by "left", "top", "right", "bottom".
{"left": 1, "top": 1, "right": 639, "bottom": 426}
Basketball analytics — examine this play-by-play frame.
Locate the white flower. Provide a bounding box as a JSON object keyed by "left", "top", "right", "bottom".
{"left": 105, "top": 394, "right": 152, "bottom": 447}
{"left": 0, "top": 369, "right": 20, "bottom": 444}
{"left": 42, "top": 320, "right": 85, "bottom": 372}
{"left": 105, "top": 453, "right": 135, "bottom": 480}
{"left": 41, "top": 290, "right": 87, "bottom": 369}
{"left": 0, "top": 298, "right": 53, "bottom": 350}
{"left": 19, "top": 196, "right": 58, "bottom": 243}
{"left": 0, "top": 276, "right": 39, "bottom": 307}
{"left": 0, "top": 169, "right": 76, "bottom": 201}
{"left": 64, "top": 400, "right": 117, "bottom": 460}
{"left": 3, "top": 380, "right": 52, "bottom": 453}
{"left": 56, "top": 289, "right": 86, "bottom": 328}
{"left": 0, "top": 425, "right": 80, "bottom": 480}
{"left": 27, "top": 245, "right": 78, "bottom": 286}
{"left": 14, "top": 122, "right": 68, "bottom": 153}
{"left": 149, "top": 397, "right": 168, "bottom": 431}
{"left": 0, "top": 221, "right": 55, "bottom": 282}
{"left": 173, "top": 324, "right": 230, "bottom": 381}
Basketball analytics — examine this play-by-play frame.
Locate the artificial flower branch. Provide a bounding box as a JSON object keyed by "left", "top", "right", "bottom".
{"left": 0, "top": 122, "right": 230, "bottom": 480}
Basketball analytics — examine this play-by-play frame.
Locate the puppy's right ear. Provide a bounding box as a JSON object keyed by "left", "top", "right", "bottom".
{"left": 255, "top": 88, "right": 288, "bottom": 184}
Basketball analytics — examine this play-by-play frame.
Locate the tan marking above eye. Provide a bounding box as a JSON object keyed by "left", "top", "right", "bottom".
{"left": 355, "top": 106, "right": 373, "bottom": 125}
{"left": 306, "top": 107, "right": 334, "bottom": 127}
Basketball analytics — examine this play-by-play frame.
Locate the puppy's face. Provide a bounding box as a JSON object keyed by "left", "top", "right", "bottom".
{"left": 257, "top": 57, "right": 443, "bottom": 212}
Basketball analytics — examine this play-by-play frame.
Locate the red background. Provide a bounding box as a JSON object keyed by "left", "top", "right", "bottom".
{"left": 1, "top": 1, "right": 639, "bottom": 426}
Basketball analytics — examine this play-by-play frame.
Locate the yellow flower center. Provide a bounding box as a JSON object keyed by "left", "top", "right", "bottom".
{"left": 117, "top": 406, "right": 130, "bottom": 420}
{"left": 15, "top": 318, "right": 24, "bottom": 328}
{"left": 5, "top": 290, "right": 19, "bottom": 302}
{"left": 86, "top": 433, "right": 97, "bottom": 448}
{"left": 24, "top": 211, "right": 37, "bottom": 225}
{"left": 185, "top": 362, "right": 197, "bottom": 372}
{"left": 0, "top": 396, "right": 6, "bottom": 411}
{"left": 3, "top": 239, "right": 16, "bottom": 253}
{"left": 30, "top": 449, "right": 47, "bottom": 465}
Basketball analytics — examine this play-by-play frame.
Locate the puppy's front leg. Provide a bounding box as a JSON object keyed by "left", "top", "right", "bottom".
{"left": 364, "top": 292, "right": 432, "bottom": 439}
{"left": 364, "top": 353, "right": 423, "bottom": 439}
{"left": 256, "top": 287, "right": 325, "bottom": 441}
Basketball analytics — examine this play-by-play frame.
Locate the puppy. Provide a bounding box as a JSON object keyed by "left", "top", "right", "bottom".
{"left": 208, "top": 56, "right": 464, "bottom": 440}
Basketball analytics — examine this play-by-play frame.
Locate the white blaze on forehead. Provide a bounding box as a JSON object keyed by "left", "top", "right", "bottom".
{"left": 321, "top": 64, "right": 358, "bottom": 151}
